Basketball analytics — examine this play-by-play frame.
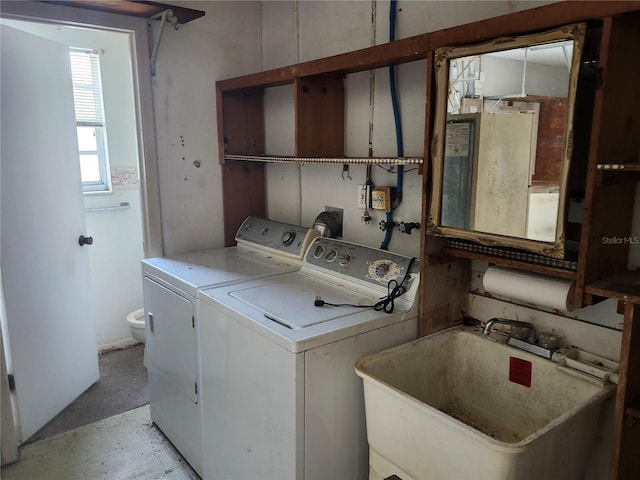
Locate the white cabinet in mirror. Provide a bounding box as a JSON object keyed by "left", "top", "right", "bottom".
{"left": 428, "top": 23, "right": 586, "bottom": 258}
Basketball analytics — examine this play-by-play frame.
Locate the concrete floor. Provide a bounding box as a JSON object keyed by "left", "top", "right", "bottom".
{"left": 1, "top": 405, "right": 200, "bottom": 480}
{"left": 0, "top": 345, "right": 192, "bottom": 479}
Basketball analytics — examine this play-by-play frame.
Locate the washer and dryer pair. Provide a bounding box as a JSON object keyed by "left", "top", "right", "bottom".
{"left": 143, "top": 217, "right": 419, "bottom": 479}
{"left": 142, "top": 217, "right": 318, "bottom": 475}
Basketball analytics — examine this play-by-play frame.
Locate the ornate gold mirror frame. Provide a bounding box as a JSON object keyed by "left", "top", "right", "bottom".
{"left": 428, "top": 23, "right": 586, "bottom": 258}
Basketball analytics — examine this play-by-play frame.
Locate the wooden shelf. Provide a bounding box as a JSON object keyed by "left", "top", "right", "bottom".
{"left": 596, "top": 171, "right": 640, "bottom": 187}
{"left": 595, "top": 164, "right": 640, "bottom": 186}
{"left": 40, "top": 1, "right": 206, "bottom": 24}
{"left": 585, "top": 271, "right": 640, "bottom": 304}
{"left": 441, "top": 247, "right": 577, "bottom": 280}
{"left": 597, "top": 164, "right": 640, "bottom": 171}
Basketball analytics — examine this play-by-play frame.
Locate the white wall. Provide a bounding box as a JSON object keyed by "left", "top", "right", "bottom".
{"left": 1, "top": 19, "right": 145, "bottom": 351}
{"left": 154, "top": 1, "right": 556, "bottom": 257}
{"left": 483, "top": 56, "right": 570, "bottom": 97}
{"left": 151, "top": 1, "right": 263, "bottom": 255}
{"left": 259, "top": 0, "right": 557, "bottom": 257}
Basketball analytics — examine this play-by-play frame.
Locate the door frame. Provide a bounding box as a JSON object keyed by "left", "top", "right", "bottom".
{"left": 0, "top": 0, "right": 163, "bottom": 259}
{"left": 1, "top": 286, "right": 19, "bottom": 465}
{"left": 0, "top": 0, "right": 163, "bottom": 457}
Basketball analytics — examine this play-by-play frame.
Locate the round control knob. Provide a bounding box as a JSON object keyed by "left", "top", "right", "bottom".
{"left": 338, "top": 253, "right": 351, "bottom": 266}
{"left": 325, "top": 249, "right": 338, "bottom": 262}
{"left": 282, "top": 230, "right": 296, "bottom": 246}
{"left": 375, "top": 262, "right": 390, "bottom": 278}
{"left": 313, "top": 245, "right": 325, "bottom": 258}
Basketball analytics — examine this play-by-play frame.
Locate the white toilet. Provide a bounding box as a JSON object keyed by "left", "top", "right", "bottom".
{"left": 126, "top": 308, "right": 146, "bottom": 344}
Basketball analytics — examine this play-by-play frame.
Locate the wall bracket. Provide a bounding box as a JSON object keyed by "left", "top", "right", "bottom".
{"left": 148, "top": 9, "right": 178, "bottom": 77}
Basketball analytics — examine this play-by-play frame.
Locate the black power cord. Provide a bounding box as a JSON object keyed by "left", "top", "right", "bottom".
{"left": 313, "top": 258, "right": 416, "bottom": 314}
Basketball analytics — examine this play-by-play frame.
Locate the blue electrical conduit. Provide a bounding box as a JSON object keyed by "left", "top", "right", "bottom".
{"left": 380, "top": 0, "right": 404, "bottom": 250}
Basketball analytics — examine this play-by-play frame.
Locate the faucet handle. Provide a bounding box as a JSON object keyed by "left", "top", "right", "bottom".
{"left": 538, "top": 332, "right": 559, "bottom": 349}
{"left": 511, "top": 325, "right": 535, "bottom": 342}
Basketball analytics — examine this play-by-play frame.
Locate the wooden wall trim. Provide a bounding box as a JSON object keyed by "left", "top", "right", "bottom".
{"left": 419, "top": 258, "right": 470, "bottom": 336}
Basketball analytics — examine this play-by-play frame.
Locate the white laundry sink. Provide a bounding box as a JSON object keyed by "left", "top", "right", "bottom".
{"left": 355, "top": 326, "right": 616, "bottom": 480}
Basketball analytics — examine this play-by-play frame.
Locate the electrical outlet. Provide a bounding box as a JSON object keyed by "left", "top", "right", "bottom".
{"left": 358, "top": 185, "right": 368, "bottom": 209}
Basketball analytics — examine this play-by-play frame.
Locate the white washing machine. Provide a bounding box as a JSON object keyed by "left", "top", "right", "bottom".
{"left": 141, "top": 217, "right": 318, "bottom": 476}
{"left": 198, "top": 237, "right": 420, "bottom": 480}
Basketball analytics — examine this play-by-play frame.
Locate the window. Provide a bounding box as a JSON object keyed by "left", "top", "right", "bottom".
{"left": 69, "top": 48, "right": 111, "bottom": 193}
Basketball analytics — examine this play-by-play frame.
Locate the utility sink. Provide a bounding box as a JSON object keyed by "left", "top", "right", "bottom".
{"left": 355, "top": 326, "right": 616, "bottom": 480}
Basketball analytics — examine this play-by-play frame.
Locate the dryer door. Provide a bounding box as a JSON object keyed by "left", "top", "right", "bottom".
{"left": 144, "top": 277, "right": 198, "bottom": 404}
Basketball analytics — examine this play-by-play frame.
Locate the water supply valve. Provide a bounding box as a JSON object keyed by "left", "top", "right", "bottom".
{"left": 399, "top": 222, "right": 420, "bottom": 235}
{"left": 379, "top": 220, "right": 397, "bottom": 232}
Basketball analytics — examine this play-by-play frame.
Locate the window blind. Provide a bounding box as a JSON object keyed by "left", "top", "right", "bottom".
{"left": 69, "top": 49, "right": 104, "bottom": 127}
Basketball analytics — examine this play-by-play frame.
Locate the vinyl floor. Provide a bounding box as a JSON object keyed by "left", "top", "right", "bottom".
{"left": 27, "top": 344, "right": 149, "bottom": 444}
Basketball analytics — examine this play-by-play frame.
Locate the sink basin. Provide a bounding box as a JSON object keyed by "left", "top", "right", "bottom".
{"left": 355, "top": 326, "right": 615, "bottom": 480}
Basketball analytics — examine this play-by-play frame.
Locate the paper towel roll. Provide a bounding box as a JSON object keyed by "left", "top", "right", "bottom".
{"left": 483, "top": 266, "right": 575, "bottom": 312}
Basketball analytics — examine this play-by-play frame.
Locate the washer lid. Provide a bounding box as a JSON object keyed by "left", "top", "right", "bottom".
{"left": 229, "top": 274, "right": 375, "bottom": 329}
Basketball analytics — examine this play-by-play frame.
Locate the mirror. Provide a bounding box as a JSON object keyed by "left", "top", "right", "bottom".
{"left": 428, "top": 24, "right": 586, "bottom": 258}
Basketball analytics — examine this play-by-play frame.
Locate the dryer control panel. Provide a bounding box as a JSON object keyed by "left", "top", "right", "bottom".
{"left": 305, "top": 237, "right": 418, "bottom": 289}
{"left": 236, "top": 217, "right": 319, "bottom": 259}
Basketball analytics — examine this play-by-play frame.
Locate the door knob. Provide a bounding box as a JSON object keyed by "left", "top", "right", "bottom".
{"left": 78, "top": 235, "right": 93, "bottom": 246}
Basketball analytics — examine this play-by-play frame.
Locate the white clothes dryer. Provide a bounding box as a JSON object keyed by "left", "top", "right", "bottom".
{"left": 141, "top": 217, "right": 318, "bottom": 475}
{"left": 198, "top": 236, "right": 420, "bottom": 480}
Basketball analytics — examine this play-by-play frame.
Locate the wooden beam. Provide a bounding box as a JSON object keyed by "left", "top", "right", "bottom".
{"left": 221, "top": 162, "right": 266, "bottom": 247}
{"left": 610, "top": 301, "right": 640, "bottom": 480}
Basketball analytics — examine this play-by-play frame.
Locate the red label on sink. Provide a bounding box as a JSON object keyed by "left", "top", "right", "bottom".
{"left": 509, "top": 357, "right": 532, "bottom": 387}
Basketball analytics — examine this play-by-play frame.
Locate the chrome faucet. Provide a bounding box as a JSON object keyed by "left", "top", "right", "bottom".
{"left": 482, "top": 318, "right": 560, "bottom": 359}
{"left": 482, "top": 318, "right": 536, "bottom": 341}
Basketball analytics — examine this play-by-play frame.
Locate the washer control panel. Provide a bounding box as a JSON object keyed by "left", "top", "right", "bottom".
{"left": 368, "top": 259, "right": 403, "bottom": 284}
{"left": 236, "top": 217, "right": 315, "bottom": 257}
{"left": 305, "top": 237, "right": 418, "bottom": 288}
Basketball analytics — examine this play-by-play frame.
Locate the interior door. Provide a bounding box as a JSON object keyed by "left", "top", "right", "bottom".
{"left": 0, "top": 25, "right": 99, "bottom": 442}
